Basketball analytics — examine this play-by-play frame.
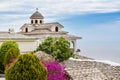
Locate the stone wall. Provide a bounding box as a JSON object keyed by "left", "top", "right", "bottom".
{"left": 63, "top": 59, "right": 120, "bottom": 80}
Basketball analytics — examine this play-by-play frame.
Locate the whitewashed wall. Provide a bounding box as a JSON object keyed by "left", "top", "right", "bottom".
{"left": 18, "top": 41, "right": 38, "bottom": 53}
{"left": 0, "top": 40, "right": 39, "bottom": 53}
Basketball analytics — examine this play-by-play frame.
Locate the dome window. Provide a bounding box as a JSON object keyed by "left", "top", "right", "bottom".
{"left": 35, "top": 20, "right": 38, "bottom": 24}
{"left": 31, "top": 20, "right": 33, "bottom": 24}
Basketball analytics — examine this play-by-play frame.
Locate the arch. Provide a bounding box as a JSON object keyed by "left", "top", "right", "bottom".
{"left": 55, "top": 27, "right": 59, "bottom": 32}
{"left": 35, "top": 20, "right": 38, "bottom": 24}
{"left": 72, "top": 41, "right": 75, "bottom": 48}
{"left": 70, "top": 41, "right": 74, "bottom": 49}
{"left": 25, "top": 27, "right": 28, "bottom": 32}
{"left": 69, "top": 41, "right": 74, "bottom": 52}
{"left": 31, "top": 20, "right": 33, "bottom": 24}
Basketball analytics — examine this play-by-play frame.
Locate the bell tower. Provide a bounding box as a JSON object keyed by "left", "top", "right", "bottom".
{"left": 30, "top": 8, "right": 44, "bottom": 24}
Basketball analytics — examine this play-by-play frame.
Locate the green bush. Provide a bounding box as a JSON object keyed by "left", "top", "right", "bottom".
{"left": 36, "top": 37, "right": 55, "bottom": 54}
{"left": 5, "top": 53, "right": 48, "bottom": 80}
{"left": 4, "top": 48, "right": 20, "bottom": 67}
{"left": 0, "top": 40, "right": 19, "bottom": 73}
{"left": 54, "top": 37, "right": 73, "bottom": 62}
{"left": 36, "top": 37, "right": 73, "bottom": 62}
{"left": 0, "top": 64, "right": 4, "bottom": 73}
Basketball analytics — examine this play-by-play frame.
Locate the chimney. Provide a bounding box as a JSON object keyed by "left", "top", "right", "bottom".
{"left": 9, "top": 28, "right": 14, "bottom": 33}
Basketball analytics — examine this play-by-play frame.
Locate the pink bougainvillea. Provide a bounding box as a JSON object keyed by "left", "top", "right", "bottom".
{"left": 11, "top": 58, "right": 16, "bottom": 63}
{"left": 44, "top": 61, "right": 70, "bottom": 80}
{"left": 6, "top": 58, "right": 16, "bottom": 68}
{"left": 6, "top": 64, "right": 10, "bottom": 68}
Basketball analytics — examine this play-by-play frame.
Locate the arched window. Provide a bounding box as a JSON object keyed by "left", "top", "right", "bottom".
{"left": 40, "top": 20, "right": 42, "bottom": 24}
{"left": 25, "top": 27, "right": 28, "bottom": 32}
{"left": 55, "top": 27, "right": 58, "bottom": 32}
{"left": 31, "top": 20, "right": 33, "bottom": 24}
{"left": 35, "top": 20, "right": 38, "bottom": 24}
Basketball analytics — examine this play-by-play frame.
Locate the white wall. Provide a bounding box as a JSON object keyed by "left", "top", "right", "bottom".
{"left": 18, "top": 41, "right": 38, "bottom": 53}
{"left": 0, "top": 40, "right": 39, "bottom": 53}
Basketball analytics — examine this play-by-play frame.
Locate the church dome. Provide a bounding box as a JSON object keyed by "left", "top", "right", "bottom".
{"left": 30, "top": 11, "right": 44, "bottom": 19}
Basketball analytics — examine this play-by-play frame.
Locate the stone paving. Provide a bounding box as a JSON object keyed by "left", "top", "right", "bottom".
{"left": 63, "top": 58, "right": 120, "bottom": 80}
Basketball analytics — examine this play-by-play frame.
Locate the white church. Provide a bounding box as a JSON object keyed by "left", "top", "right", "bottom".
{"left": 0, "top": 9, "right": 81, "bottom": 53}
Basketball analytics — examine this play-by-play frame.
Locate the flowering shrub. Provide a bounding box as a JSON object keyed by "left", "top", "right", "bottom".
{"left": 44, "top": 61, "right": 70, "bottom": 80}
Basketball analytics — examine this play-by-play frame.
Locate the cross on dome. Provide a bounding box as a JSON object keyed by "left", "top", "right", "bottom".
{"left": 36, "top": 8, "right": 38, "bottom": 11}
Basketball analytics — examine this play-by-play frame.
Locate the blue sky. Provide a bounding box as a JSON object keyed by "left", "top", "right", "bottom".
{"left": 0, "top": 0, "right": 120, "bottom": 63}
{"left": 60, "top": 12, "right": 120, "bottom": 63}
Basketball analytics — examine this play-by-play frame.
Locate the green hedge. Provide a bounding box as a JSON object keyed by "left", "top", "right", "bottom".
{"left": 4, "top": 48, "right": 20, "bottom": 67}
{"left": 0, "top": 40, "right": 19, "bottom": 73}
{"left": 5, "top": 53, "right": 48, "bottom": 80}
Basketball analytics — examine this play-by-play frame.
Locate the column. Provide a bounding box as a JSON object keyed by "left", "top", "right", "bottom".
{"left": 72, "top": 40, "right": 76, "bottom": 54}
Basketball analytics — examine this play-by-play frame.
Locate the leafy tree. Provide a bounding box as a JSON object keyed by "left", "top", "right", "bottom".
{"left": 36, "top": 37, "right": 55, "bottom": 54}
{"left": 36, "top": 37, "right": 73, "bottom": 62}
{"left": 0, "top": 40, "right": 19, "bottom": 73}
{"left": 54, "top": 37, "right": 73, "bottom": 62}
{"left": 5, "top": 53, "right": 48, "bottom": 80}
